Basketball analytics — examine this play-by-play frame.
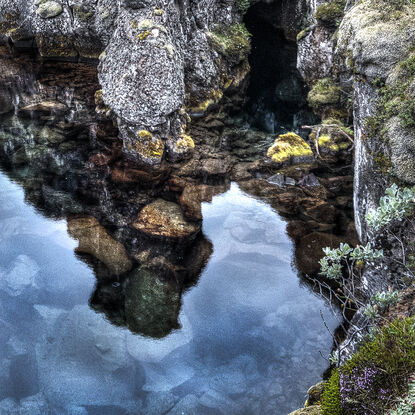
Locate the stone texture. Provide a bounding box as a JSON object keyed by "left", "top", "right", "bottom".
{"left": 133, "top": 199, "right": 200, "bottom": 238}
{"left": 67, "top": 216, "right": 132, "bottom": 275}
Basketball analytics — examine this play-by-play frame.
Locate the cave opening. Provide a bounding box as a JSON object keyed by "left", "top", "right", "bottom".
{"left": 242, "top": 3, "right": 318, "bottom": 135}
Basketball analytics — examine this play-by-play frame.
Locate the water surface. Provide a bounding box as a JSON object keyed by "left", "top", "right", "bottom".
{"left": 0, "top": 172, "right": 338, "bottom": 414}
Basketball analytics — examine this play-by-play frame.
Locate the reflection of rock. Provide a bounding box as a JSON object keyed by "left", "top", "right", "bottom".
{"left": 0, "top": 255, "right": 39, "bottom": 297}
{"left": 19, "top": 101, "right": 67, "bottom": 115}
{"left": 67, "top": 216, "right": 132, "bottom": 275}
{"left": 296, "top": 232, "right": 344, "bottom": 275}
{"left": 125, "top": 268, "right": 181, "bottom": 338}
{"left": 133, "top": 199, "right": 200, "bottom": 239}
{"left": 179, "top": 184, "right": 229, "bottom": 220}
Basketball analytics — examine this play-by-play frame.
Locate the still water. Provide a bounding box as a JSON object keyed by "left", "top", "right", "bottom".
{"left": 0, "top": 170, "right": 338, "bottom": 414}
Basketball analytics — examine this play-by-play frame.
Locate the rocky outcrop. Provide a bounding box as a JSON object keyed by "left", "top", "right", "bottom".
{"left": 0, "top": 0, "right": 251, "bottom": 165}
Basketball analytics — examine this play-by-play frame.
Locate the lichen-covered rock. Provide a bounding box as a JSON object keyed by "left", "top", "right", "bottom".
{"left": 36, "top": 1, "right": 63, "bottom": 19}
{"left": 133, "top": 199, "right": 200, "bottom": 239}
{"left": 266, "top": 132, "right": 314, "bottom": 165}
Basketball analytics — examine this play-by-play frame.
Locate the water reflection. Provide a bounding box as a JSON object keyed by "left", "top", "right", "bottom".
{"left": 0, "top": 51, "right": 350, "bottom": 414}
{"left": 0, "top": 171, "right": 338, "bottom": 414}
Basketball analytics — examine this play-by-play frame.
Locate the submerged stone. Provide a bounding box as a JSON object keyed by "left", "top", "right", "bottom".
{"left": 67, "top": 216, "right": 132, "bottom": 275}
{"left": 133, "top": 199, "right": 200, "bottom": 239}
{"left": 125, "top": 268, "right": 180, "bottom": 338}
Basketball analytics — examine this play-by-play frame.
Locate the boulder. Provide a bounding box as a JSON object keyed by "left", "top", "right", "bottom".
{"left": 288, "top": 406, "right": 322, "bottom": 415}
{"left": 133, "top": 199, "right": 200, "bottom": 239}
{"left": 124, "top": 268, "right": 180, "bottom": 338}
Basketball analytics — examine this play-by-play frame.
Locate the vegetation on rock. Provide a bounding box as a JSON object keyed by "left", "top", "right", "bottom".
{"left": 209, "top": 23, "right": 251, "bottom": 64}
{"left": 322, "top": 318, "right": 415, "bottom": 415}
{"left": 266, "top": 132, "right": 313, "bottom": 164}
{"left": 314, "top": 0, "right": 346, "bottom": 27}
{"left": 308, "top": 78, "right": 341, "bottom": 113}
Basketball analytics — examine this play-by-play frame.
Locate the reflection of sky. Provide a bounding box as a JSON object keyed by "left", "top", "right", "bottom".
{"left": 0, "top": 174, "right": 338, "bottom": 415}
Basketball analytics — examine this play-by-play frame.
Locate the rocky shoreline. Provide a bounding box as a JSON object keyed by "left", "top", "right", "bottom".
{"left": 2, "top": 0, "right": 415, "bottom": 413}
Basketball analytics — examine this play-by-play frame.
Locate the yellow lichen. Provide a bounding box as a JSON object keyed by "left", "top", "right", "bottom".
{"left": 153, "top": 8, "right": 164, "bottom": 16}
{"left": 137, "top": 130, "right": 153, "bottom": 140}
{"left": 137, "top": 30, "right": 151, "bottom": 40}
{"left": 176, "top": 134, "right": 195, "bottom": 150}
{"left": 188, "top": 90, "right": 223, "bottom": 113}
{"left": 267, "top": 132, "right": 313, "bottom": 164}
{"left": 132, "top": 132, "right": 164, "bottom": 159}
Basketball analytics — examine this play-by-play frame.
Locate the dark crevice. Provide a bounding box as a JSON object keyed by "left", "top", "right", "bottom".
{"left": 242, "top": 3, "right": 318, "bottom": 135}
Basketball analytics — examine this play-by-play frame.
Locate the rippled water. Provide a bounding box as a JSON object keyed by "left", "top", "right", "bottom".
{"left": 0, "top": 170, "right": 338, "bottom": 414}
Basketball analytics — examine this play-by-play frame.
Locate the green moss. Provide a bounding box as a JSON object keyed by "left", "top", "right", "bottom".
{"left": 297, "top": 27, "right": 311, "bottom": 43}
{"left": 308, "top": 78, "right": 341, "bottom": 110}
{"left": 321, "top": 370, "right": 345, "bottom": 415}
{"left": 237, "top": 0, "right": 250, "bottom": 14}
{"left": 209, "top": 23, "right": 251, "bottom": 63}
{"left": 314, "top": 0, "right": 346, "bottom": 27}
{"left": 343, "top": 318, "right": 415, "bottom": 414}
{"left": 267, "top": 132, "right": 313, "bottom": 163}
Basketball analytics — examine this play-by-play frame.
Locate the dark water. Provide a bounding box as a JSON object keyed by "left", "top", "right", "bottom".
{"left": 0, "top": 168, "right": 338, "bottom": 414}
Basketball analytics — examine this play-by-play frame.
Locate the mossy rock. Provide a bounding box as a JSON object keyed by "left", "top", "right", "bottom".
{"left": 209, "top": 23, "right": 251, "bottom": 64}
{"left": 308, "top": 78, "right": 341, "bottom": 111}
{"left": 125, "top": 130, "right": 165, "bottom": 164}
{"left": 314, "top": 0, "right": 346, "bottom": 27}
{"left": 321, "top": 318, "right": 415, "bottom": 415}
{"left": 267, "top": 132, "right": 314, "bottom": 165}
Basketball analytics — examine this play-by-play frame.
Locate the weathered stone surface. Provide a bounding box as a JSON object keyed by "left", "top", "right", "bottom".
{"left": 36, "top": 1, "right": 63, "bottom": 19}
{"left": 133, "top": 199, "right": 200, "bottom": 238}
{"left": 288, "top": 405, "right": 322, "bottom": 415}
{"left": 19, "top": 101, "right": 67, "bottom": 114}
{"left": 68, "top": 216, "right": 132, "bottom": 275}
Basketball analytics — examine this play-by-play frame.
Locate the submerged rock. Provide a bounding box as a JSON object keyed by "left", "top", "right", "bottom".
{"left": 296, "top": 232, "right": 344, "bottom": 275}
{"left": 133, "top": 199, "right": 200, "bottom": 239}
{"left": 67, "top": 216, "right": 132, "bottom": 275}
{"left": 125, "top": 267, "right": 180, "bottom": 338}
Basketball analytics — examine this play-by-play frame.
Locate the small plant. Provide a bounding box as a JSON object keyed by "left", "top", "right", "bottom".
{"left": 366, "top": 184, "right": 415, "bottom": 279}
{"left": 390, "top": 378, "right": 415, "bottom": 415}
{"left": 321, "top": 318, "right": 415, "bottom": 415}
{"left": 366, "top": 184, "right": 415, "bottom": 231}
